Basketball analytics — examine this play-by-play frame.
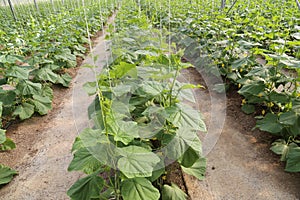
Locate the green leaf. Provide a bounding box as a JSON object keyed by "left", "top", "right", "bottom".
{"left": 285, "top": 146, "right": 300, "bottom": 172}
{"left": 41, "top": 85, "right": 54, "bottom": 100}
{"left": 162, "top": 183, "right": 187, "bottom": 200}
{"left": 0, "top": 164, "right": 18, "bottom": 185}
{"left": 6, "top": 66, "right": 29, "bottom": 79}
{"left": 238, "top": 83, "right": 265, "bottom": 96}
{"left": 178, "top": 147, "right": 199, "bottom": 168}
{"left": 0, "top": 102, "right": 3, "bottom": 127}
{"left": 78, "top": 128, "right": 115, "bottom": 166}
{"left": 0, "top": 129, "right": 6, "bottom": 143}
{"left": 279, "top": 111, "right": 298, "bottom": 126}
{"left": 13, "top": 102, "right": 35, "bottom": 120}
{"left": 110, "top": 62, "right": 137, "bottom": 79}
{"left": 0, "top": 55, "right": 22, "bottom": 64}
{"left": 270, "top": 140, "right": 297, "bottom": 161}
{"left": 31, "top": 95, "right": 52, "bottom": 115}
{"left": 107, "top": 118, "right": 139, "bottom": 145}
{"left": 241, "top": 104, "right": 255, "bottom": 114}
{"left": 79, "top": 128, "right": 107, "bottom": 147}
{"left": 36, "top": 68, "right": 58, "bottom": 83}
{"left": 256, "top": 113, "right": 282, "bottom": 134}
{"left": 0, "top": 138, "right": 16, "bottom": 151}
{"left": 57, "top": 73, "right": 72, "bottom": 87}
{"left": 99, "top": 188, "right": 115, "bottom": 200}
{"left": 269, "top": 92, "right": 289, "bottom": 104}
{"left": 164, "top": 127, "right": 202, "bottom": 161}
{"left": 17, "top": 80, "right": 42, "bottom": 96}
{"left": 67, "top": 173, "right": 104, "bottom": 200}
{"left": 0, "top": 129, "right": 6, "bottom": 144}
{"left": 68, "top": 147, "right": 102, "bottom": 174}
{"left": 0, "top": 90, "right": 16, "bottom": 106}
{"left": 121, "top": 178, "right": 160, "bottom": 200}
{"left": 166, "top": 103, "right": 206, "bottom": 131}
{"left": 54, "top": 49, "right": 76, "bottom": 68}
{"left": 181, "top": 157, "right": 206, "bottom": 181}
{"left": 137, "top": 81, "right": 164, "bottom": 97}
{"left": 117, "top": 146, "right": 160, "bottom": 178}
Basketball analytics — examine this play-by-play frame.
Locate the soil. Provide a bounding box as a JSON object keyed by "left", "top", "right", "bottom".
{"left": 181, "top": 68, "right": 300, "bottom": 200}
{"left": 0, "top": 13, "right": 300, "bottom": 200}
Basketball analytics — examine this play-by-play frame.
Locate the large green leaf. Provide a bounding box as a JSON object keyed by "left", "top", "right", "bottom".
{"left": 178, "top": 147, "right": 199, "bottom": 168}
{"left": 121, "top": 178, "right": 160, "bottom": 200}
{"left": 0, "top": 164, "right": 18, "bottom": 185}
{"left": 181, "top": 157, "right": 206, "bottom": 181}
{"left": 0, "top": 90, "right": 16, "bottom": 106}
{"left": 54, "top": 49, "right": 76, "bottom": 68}
{"left": 68, "top": 147, "right": 102, "bottom": 174}
{"left": 6, "top": 66, "right": 29, "bottom": 79}
{"left": 79, "top": 128, "right": 107, "bottom": 147}
{"left": 109, "top": 62, "right": 137, "bottom": 79}
{"left": 166, "top": 103, "right": 206, "bottom": 131}
{"left": 0, "top": 138, "right": 16, "bottom": 151}
{"left": 256, "top": 113, "right": 282, "bottom": 134}
{"left": 35, "top": 68, "right": 58, "bottom": 83}
{"left": 107, "top": 118, "right": 139, "bottom": 145}
{"left": 285, "top": 146, "right": 300, "bottom": 172}
{"left": 164, "top": 126, "right": 202, "bottom": 161}
{"left": 241, "top": 104, "right": 255, "bottom": 114}
{"left": 238, "top": 83, "right": 265, "bottom": 96}
{"left": 279, "top": 111, "right": 298, "bottom": 126}
{"left": 56, "top": 73, "right": 72, "bottom": 87}
{"left": 136, "top": 81, "right": 164, "bottom": 97}
{"left": 17, "top": 80, "right": 42, "bottom": 96}
{"left": 31, "top": 95, "right": 52, "bottom": 115}
{"left": 117, "top": 146, "right": 160, "bottom": 178}
{"left": 270, "top": 140, "right": 298, "bottom": 161}
{"left": 0, "top": 55, "right": 23, "bottom": 64}
{"left": 162, "top": 183, "right": 187, "bottom": 200}
{"left": 67, "top": 173, "right": 104, "bottom": 200}
{"left": 78, "top": 128, "right": 116, "bottom": 166}
{"left": 13, "top": 102, "right": 35, "bottom": 120}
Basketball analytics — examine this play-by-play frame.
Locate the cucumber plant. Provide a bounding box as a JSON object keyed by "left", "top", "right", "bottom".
{"left": 68, "top": 2, "right": 206, "bottom": 199}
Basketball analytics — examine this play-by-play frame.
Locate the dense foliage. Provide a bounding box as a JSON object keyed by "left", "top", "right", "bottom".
{"left": 67, "top": 1, "right": 206, "bottom": 199}
{"left": 0, "top": 0, "right": 117, "bottom": 185}
{"left": 141, "top": 0, "right": 300, "bottom": 172}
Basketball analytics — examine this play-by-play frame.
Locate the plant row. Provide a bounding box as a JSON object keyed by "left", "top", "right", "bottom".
{"left": 67, "top": 1, "right": 207, "bottom": 199}
{"left": 0, "top": 0, "right": 117, "bottom": 185}
{"left": 141, "top": 0, "right": 300, "bottom": 172}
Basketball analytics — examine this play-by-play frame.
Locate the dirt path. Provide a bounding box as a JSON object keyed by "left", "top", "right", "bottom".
{"left": 182, "top": 68, "right": 300, "bottom": 200}
{"left": 0, "top": 20, "right": 113, "bottom": 199}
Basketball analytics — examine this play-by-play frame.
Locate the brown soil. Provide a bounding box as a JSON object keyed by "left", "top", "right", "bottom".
{"left": 181, "top": 68, "right": 300, "bottom": 200}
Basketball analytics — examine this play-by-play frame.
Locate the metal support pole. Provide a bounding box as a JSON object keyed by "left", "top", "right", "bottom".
{"left": 7, "top": 0, "right": 16, "bottom": 21}
{"left": 34, "top": 0, "right": 39, "bottom": 12}
{"left": 226, "top": 0, "right": 238, "bottom": 15}
{"left": 221, "top": 0, "right": 226, "bottom": 9}
{"left": 296, "top": 0, "right": 300, "bottom": 10}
